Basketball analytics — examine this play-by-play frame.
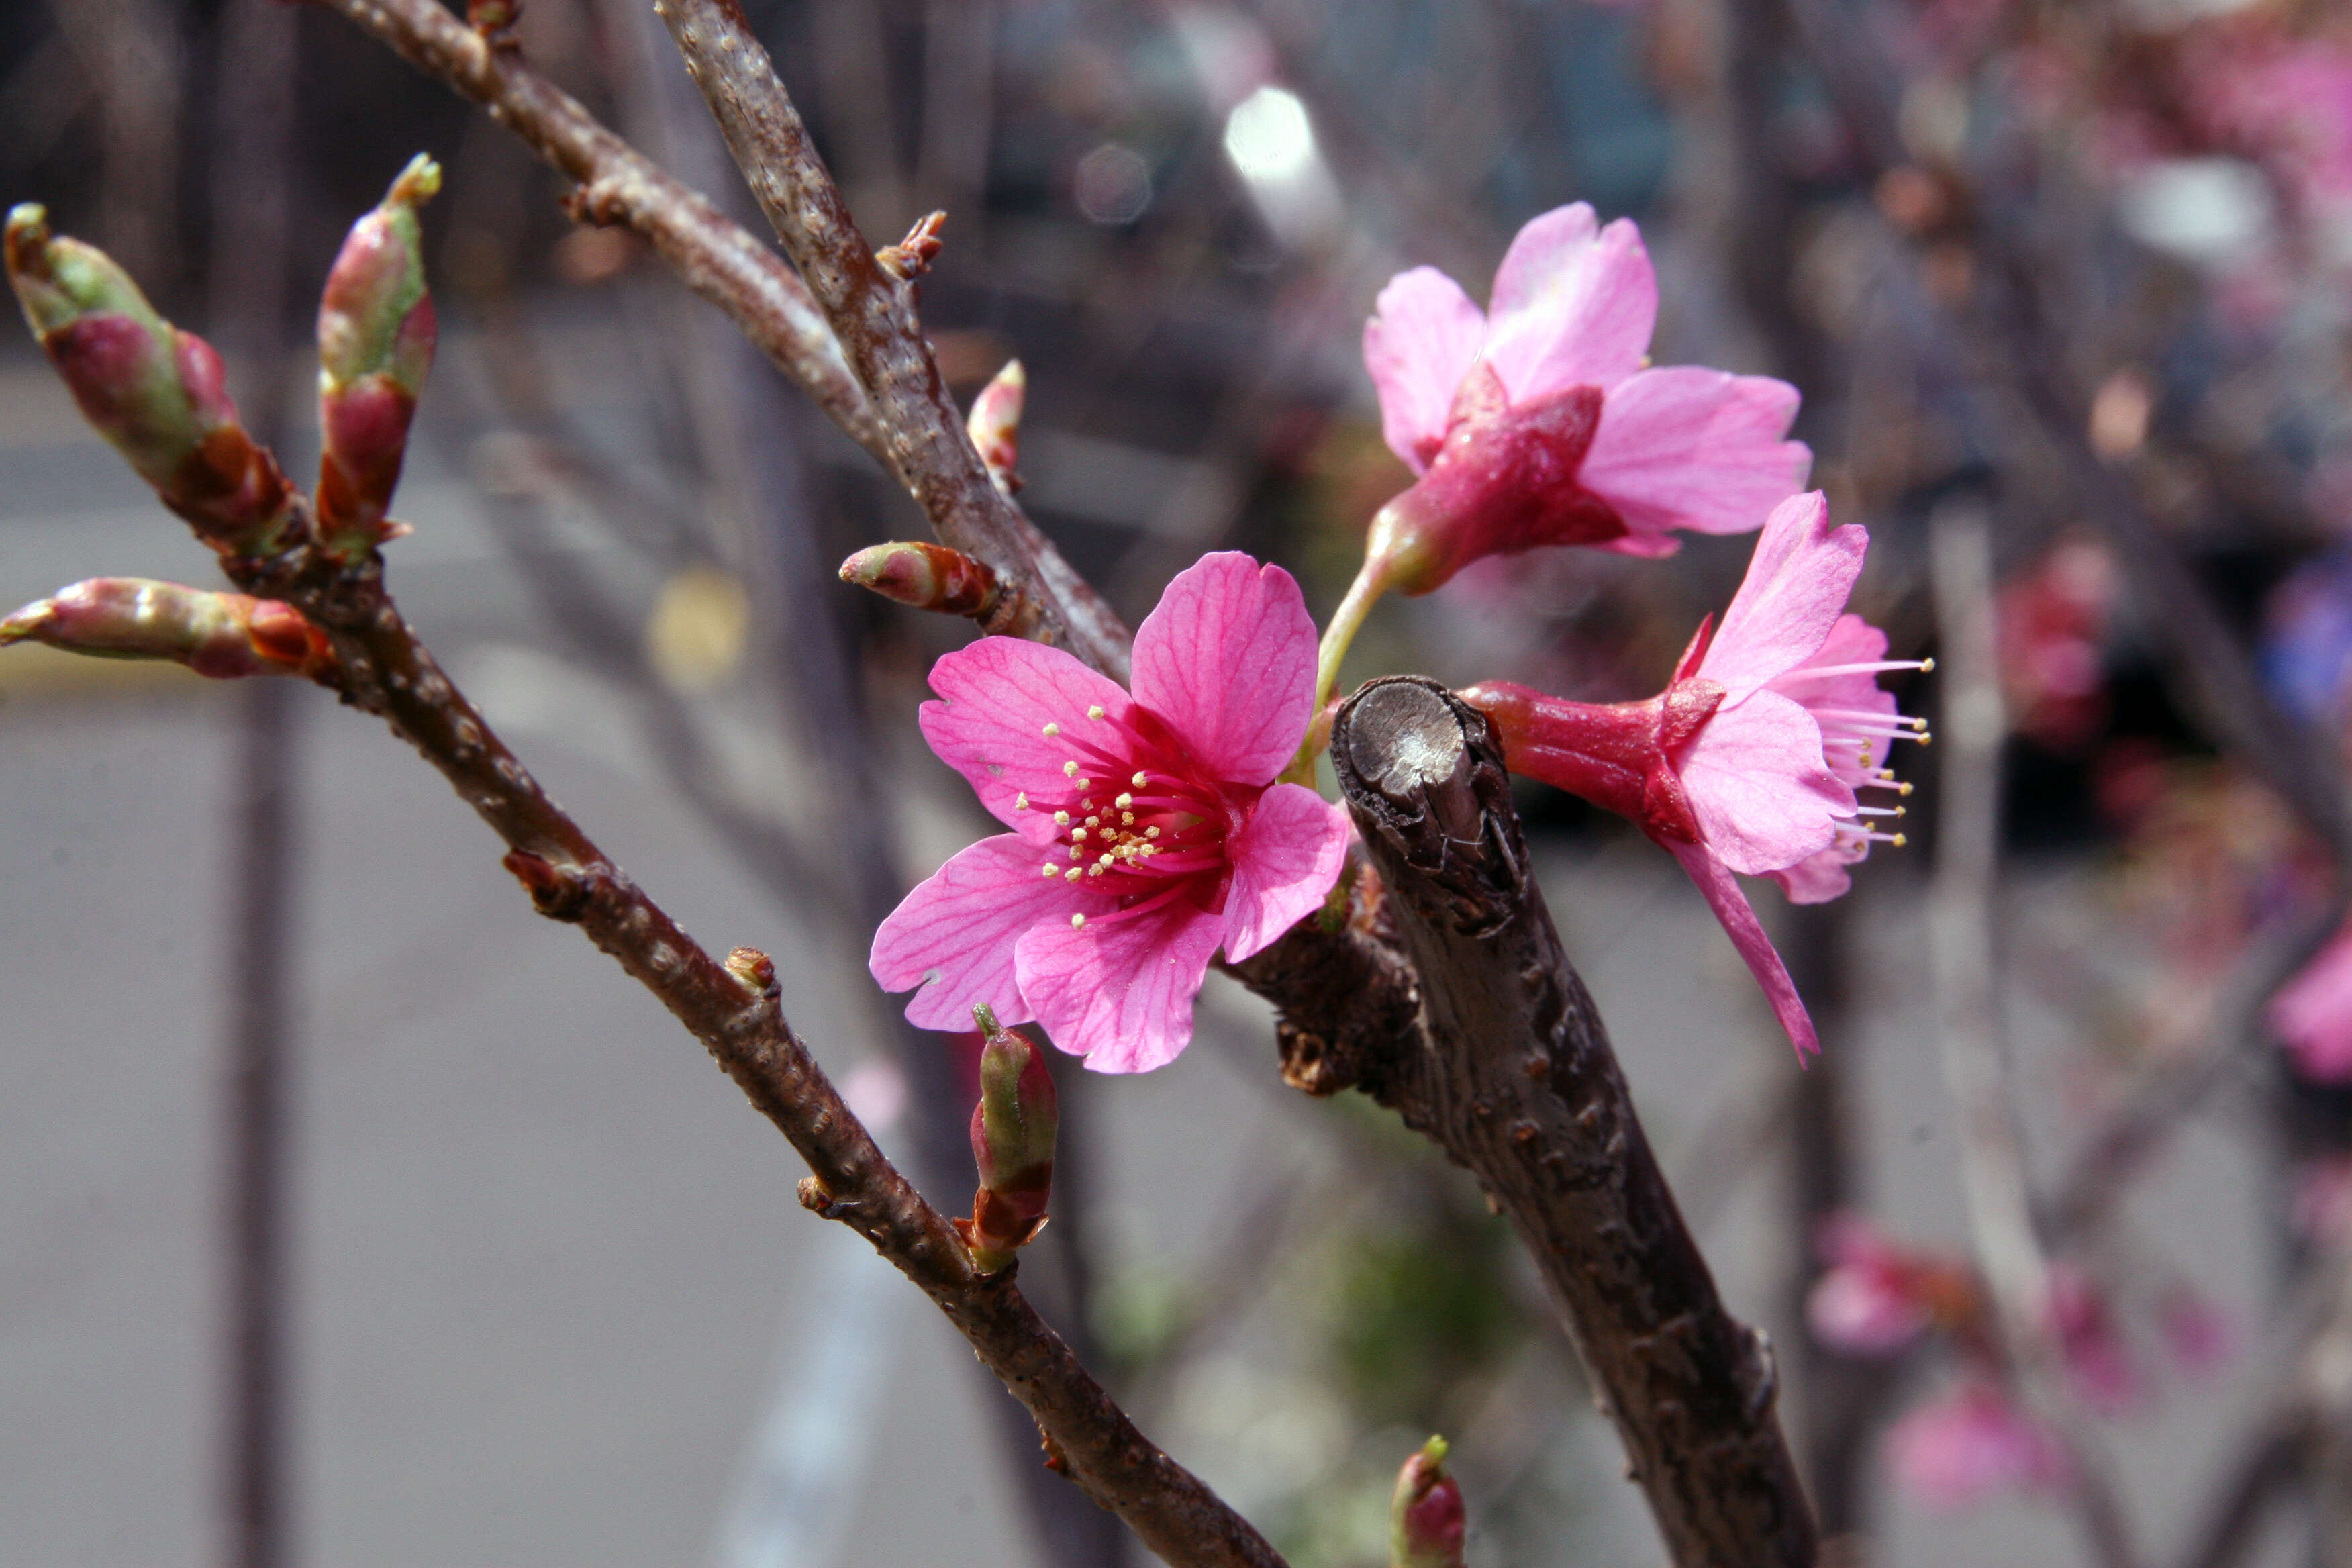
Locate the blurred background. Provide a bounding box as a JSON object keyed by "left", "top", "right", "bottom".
{"left": 4, "top": 0, "right": 2352, "bottom": 1565}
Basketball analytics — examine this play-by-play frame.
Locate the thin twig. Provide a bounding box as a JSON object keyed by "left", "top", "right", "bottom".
{"left": 1929, "top": 499, "right": 2139, "bottom": 1568}
{"left": 650, "top": 0, "right": 1131, "bottom": 679}
{"left": 305, "top": 0, "right": 881, "bottom": 460}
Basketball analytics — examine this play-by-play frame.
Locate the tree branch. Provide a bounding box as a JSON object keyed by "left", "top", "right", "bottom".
{"left": 650, "top": 0, "right": 1132, "bottom": 678}
{"left": 306, "top": 0, "right": 883, "bottom": 462}
{"left": 1322, "top": 675, "right": 1818, "bottom": 1568}
{"left": 187, "top": 503, "right": 1284, "bottom": 1568}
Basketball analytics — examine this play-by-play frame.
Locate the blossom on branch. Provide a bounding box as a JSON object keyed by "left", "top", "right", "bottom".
{"left": 872, "top": 552, "right": 1352, "bottom": 1073}
{"left": 1886, "top": 1385, "right": 2071, "bottom": 1510}
{"left": 1463, "top": 493, "right": 1928, "bottom": 1059}
{"left": 1360, "top": 201, "right": 1811, "bottom": 593}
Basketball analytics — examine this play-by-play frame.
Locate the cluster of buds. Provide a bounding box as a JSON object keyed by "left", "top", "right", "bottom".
{"left": 956, "top": 1004, "right": 1057, "bottom": 1274}
{"left": 0, "top": 578, "right": 335, "bottom": 681}
{"left": 5, "top": 208, "right": 296, "bottom": 558}
{"left": 315, "top": 154, "right": 441, "bottom": 565}
{"left": 1389, "top": 1435, "right": 1467, "bottom": 1568}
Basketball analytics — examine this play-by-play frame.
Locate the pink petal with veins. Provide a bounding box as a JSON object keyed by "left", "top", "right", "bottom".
{"left": 1667, "top": 838, "right": 1821, "bottom": 1061}
{"left": 921, "top": 636, "right": 1138, "bottom": 843}
{"left": 869, "top": 833, "right": 1086, "bottom": 1030}
{"left": 1016, "top": 897, "right": 1230, "bottom": 1073}
{"left": 1696, "top": 491, "right": 1865, "bottom": 703}
{"left": 1482, "top": 205, "right": 1655, "bottom": 402}
{"left": 1679, "top": 688, "right": 1849, "bottom": 876}
{"left": 1363, "top": 266, "right": 1487, "bottom": 474}
{"left": 1580, "top": 369, "right": 1810, "bottom": 550}
{"left": 1131, "top": 552, "right": 1318, "bottom": 787}
{"left": 1222, "top": 783, "right": 1353, "bottom": 962}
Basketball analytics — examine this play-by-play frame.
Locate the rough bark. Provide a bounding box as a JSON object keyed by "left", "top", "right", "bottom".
{"left": 1322, "top": 675, "right": 1819, "bottom": 1568}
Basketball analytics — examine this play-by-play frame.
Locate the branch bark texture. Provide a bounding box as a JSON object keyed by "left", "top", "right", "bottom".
{"left": 1324, "top": 676, "right": 1818, "bottom": 1568}
{"left": 652, "top": 0, "right": 1132, "bottom": 677}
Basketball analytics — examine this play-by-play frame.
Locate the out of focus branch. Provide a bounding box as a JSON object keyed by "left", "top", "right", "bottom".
{"left": 652, "top": 0, "right": 1132, "bottom": 678}
{"left": 305, "top": 0, "right": 882, "bottom": 460}
{"left": 1323, "top": 677, "right": 1819, "bottom": 1568}
{"left": 1929, "top": 501, "right": 2139, "bottom": 1568}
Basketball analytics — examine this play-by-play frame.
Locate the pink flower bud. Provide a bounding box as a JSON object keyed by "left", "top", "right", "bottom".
{"left": 5, "top": 207, "right": 296, "bottom": 557}
{"left": 316, "top": 155, "right": 441, "bottom": 565}
{"left": 0, "top": 578, "right": 334, "bottom": 681}
{"left": 955, "top": 1003, "right": 1057, "bottom": 1273}
{"left": 1390, "top": 1436, "right": 1467, "bottom": 1568}
{"left": 839, "top": 540, "right": 1003, "bottom": 618}
{"left": 966, "top": 358, "right": 1025, "bottom": 491}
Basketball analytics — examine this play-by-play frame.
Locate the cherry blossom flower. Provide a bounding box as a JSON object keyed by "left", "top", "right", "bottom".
{"left": 2272, "top": 924, "right": 2352, "bottom": 1083}
{"left": 1887, "top": 1385, "right": 2071, "bottom": 1511}
{"left": 1463, "top": 492, "right": 1928, "bottom": 1059}
{"left": 1314, "top": 203, "right": 1812, "bottom": 713}
{"left": 871, "top": 552, "right": 1352, "bottom": 1074}
{"left": 1808, "top": 1217, "right": 1934, "bottom": 1355}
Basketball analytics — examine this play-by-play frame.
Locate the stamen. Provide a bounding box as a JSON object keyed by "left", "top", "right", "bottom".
{"left": 1041, "top": 863, "right": 1059, "bottom": 878}
{"left": 1115, "top": 793, "right": 1133, "bottom": 810}
{"left": 1053, "top": 810, "right": 1070, "bottom": 825}
{"left": 1042, "top": 722, "right": 1060, "bottom": 737}
{"left": 1072, "top": 828, "right": 1088, "bottom": 841}
{"left": 1777, "top": 658, "right": 1937, "bottom": 682}
{"left": 1145, "top": 826, "right": 1161, "bottom": 838}
{"left": 1087, "top": 705, "right": 1105, "bottom": 720}
{"left": 1015, "top": 792, "right": 1028, "bottom": 810}
{"left": 1064, "top": 761, "right": 1079, "bottom": 777}
{"left": 1132, "top": 771, "right": 1149, "bottom": 787}
{"left": 1069, "top": 846, "right": 1081, "bottom": 861}
{"left": 1856, "top": 805, "right": 1905, "bottom": 818}
{"left": 1076, "top": 777, "right": 1093, "bottom": 790}
{"left": 1064, "top": 867, "right": 1081, "bottom": 881}
{"left": 1070, "top": 912, "right": 1087, "bottom": 928}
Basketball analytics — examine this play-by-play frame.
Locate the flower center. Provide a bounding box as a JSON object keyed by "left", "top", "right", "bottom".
{"left": 1014, "top": 705, "right": 1230, "bottom": 915}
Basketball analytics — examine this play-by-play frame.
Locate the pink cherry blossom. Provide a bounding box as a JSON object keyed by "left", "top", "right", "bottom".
{"left": 2271, "top": 923, "right": 2352, "bottom": 1081}
{"left": 1887, "top": 1385, "right": 2071, "bottom": 1511}
{"left": 1359, "top": 202, "right": 1810, "bottom": 591}
{"left": 871, "top": 552, "right": 1353, "bottom": 1074}
{"left": 1808, "top": 1214, "right": 1934, "bottom": 1355}
{"left": 1463, "top": 493, "right": 1928, "bottom": 1059}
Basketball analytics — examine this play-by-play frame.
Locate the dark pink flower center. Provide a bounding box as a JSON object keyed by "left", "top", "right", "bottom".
{"left": 1012, "top": 703, "right": 1234, "bottom": 927}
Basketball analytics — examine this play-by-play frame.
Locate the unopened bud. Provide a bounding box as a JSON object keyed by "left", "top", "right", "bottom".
{"left": 316, "top": 155, "right": 441, "bottom": 564}
{"left": 0, "top": 578, "right": 334, "bottom": 681}
{"left": 954, "top": 1002, "right": 1057, "bottom": 1273}
{"left": 840, "top": 540, "right": 1003, "bottom": 619}
{"left": 5, "top": 207, "right": 296, "bottom": 556}
{"left": 967, "top": 358, "right": 1024, "bottom": 492}
{"left": 1390, "top": 1436, "right": 1466, "bottom": 1568}
{"left": 467, "top": 0, "right": 521, "bottom": 40}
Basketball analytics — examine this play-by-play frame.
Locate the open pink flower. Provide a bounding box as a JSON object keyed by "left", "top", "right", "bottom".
{"left": 871, "top": 553, "right": 1352, "bottom": 1074}
{"left": 1359, "top": 202, "right": 1810, "bottom": 592}
{"left": 2271, "top": 923, "right": 2352, "bottom": 1081}
{"left": 1887, "top": 1385, "right": 2071, "bottom": 1511}
{"left": 1462, "top": 492, "right": 1928, "bottom": 1059}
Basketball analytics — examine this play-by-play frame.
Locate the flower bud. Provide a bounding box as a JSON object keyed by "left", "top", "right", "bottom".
{"left": 840, "top": 540, "right": 1003, "bottom": 619}
{"left": 1390, "top": 1436, "right": 1466, "bottom": 1568}
{"left": 1365, "top": 381, "right": 1621, "bottom": 596}
{"left": 316, "top": 155, "right": 442, "bottom": 565}
{"left": 967, "top": 358, "right": 1024, "bottom": 491}
{"left": 954, "top": 1003, "right": 1056, "bottom": 1273}
{"left": 5, "top": 207, "right": 296, "bottom": 556}
{"left": 0, "top": 578, "right": 334, "bottom": 681}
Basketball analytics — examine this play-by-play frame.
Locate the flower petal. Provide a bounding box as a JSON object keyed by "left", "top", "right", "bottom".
{"left": 1015, "top": 897, "right": 1228, "bottom": 1073}
{"left": 1666, "top": 838, "right": 1821, "bottom": 1061}
{"left": 870, "top": 833, "right": 1085, "bottom": 1030}
{"left": 1131, "top": 552, "right": 1317, "bottom": 786}
{"left": 1482, "top": 205, "right": 1655, "bottom": 402}
{"left": 1222, "top": 783, "right": 1353, "bottom": 962}
{"left": 1769, "top": 838, "right": 1865, "bottom": 905}
{"left": 2274, "top": 926, "right": 2352, "bottom": 1081}
{"left": 1578, "top": 368, "right": 1812, "bottom": 552}
{"left": 1364, "top": 266, "right": 1487, "bottom": 473}
{"left": 920, "top": 634, "right": 1138, "bottom": 841}
{"left": 1681, "top": 688, "right": 1851, "bottom": 875}
{"left": 1694, "top": 491, "right": 1863, "bottom": 703}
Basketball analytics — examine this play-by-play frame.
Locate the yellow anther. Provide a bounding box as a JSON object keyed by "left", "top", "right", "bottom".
{"left": 1070, "top": 912, "right": 1087, "bottom": 928}
{"left": 1897, "top": 781, "right": 1914, "bottom": 796}
{"left": 1086, "top": 816, "right": 1100, "bottom": 827}
{"left": 1054, "top": 810, "right": 1070, "bottom": 825}
{"left": 1099, "top": 853, "right": 1114, "bottom": 866}
{"left": 1122, "top": 812, "right": 1134, "bottom": 825}
{"left": 1015, "top": 791, "right": 1028, "bottom": 810}
{"left": 1065, "top": 869, "right": 1081, "bottom": 883}
{"left": 1042, "top": 722, "right": 1060, "bottom": 737}
{"left": 1115, "top": 793, "right": 1134, "bottom": 809}
{"left": 1890, "top": 833, "right": 1908, "bottom": 848}
{"left": 1073, "top": 828, "right": 1089, "bottom": 842}
{"left": 1087, "top": 705, "right": 1105, "bottom": 720}
{"left": 1077, "top": 777, "right": 1092, "bottom": 790}
{"left": 1145, "top": 826, "right": 1161, "bottom": 839}
{"left": 1132, "top": 771, "right": 1148, "bottom": 787}
{"left": 1064, "top": 761, "right": 1079, "bottom": 777}
{"left": 1069, "top": 846, "right": 1082, "bottom": 861}
{"left": 1041, "top": 863, "right": 1058, "bottom": 878}
{"left": 1920, "top": 657, "right": 1937, "bottom": 673}
{"left": 1087, "top": 864, "right": 1105, "bottom": 877}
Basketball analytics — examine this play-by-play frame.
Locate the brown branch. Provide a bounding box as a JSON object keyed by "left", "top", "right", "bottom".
{"left": 185, "top": 497, "right": 1283, "bottom": 1568}
{"left": 305, "top": 0, "right": 882, "bottom": 462}
{"left": 650, "top": 0, "right": 1132, "bottom": 679}
{"left": 1321, "top": 676, "right": 1818, "bottom": 1568}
